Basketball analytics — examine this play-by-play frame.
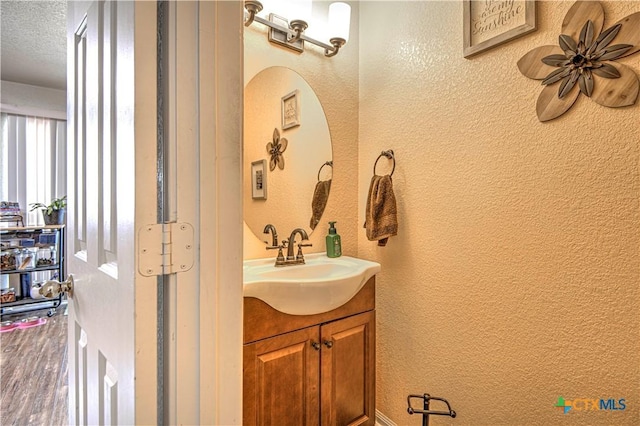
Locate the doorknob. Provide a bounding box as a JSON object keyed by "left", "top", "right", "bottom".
{"left": 40, "top": 275, "right": 74, "bottom": 298}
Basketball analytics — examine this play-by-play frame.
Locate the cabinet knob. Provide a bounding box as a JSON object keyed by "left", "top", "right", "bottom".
{"left": 323, "top": 340, "right": 333, "bottom": 348}
{"left": 311, "top": 341, "right": 321, "bottom": 351}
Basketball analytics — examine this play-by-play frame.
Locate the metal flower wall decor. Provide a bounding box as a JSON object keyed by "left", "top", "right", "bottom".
{"left": 517, "top": 1, "right": 640, "bottom": 122}
{"left": 267, "top": 128, "right": 288, "bottom": 171}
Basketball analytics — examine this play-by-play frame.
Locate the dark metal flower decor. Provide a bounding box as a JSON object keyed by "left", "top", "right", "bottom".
{"left": 266, "top": 128, "right": 288, "bottom": 171}
{"left": 517, "top": 1, "right": 640, "bottom": 121}
{"left": 542, "top": 22, "right": 632, "bottom": 98}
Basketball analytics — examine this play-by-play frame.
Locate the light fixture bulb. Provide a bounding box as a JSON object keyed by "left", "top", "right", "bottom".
{"left": 328, "top": 2, "right": 350, "bottom": 43}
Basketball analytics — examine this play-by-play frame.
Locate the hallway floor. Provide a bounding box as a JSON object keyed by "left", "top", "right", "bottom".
{"left": 0, "top": 307, "right": 68, "bottom": 425}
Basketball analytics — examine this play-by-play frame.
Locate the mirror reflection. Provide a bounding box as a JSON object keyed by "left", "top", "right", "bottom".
{"left": 244, "top": 67, "right": 333, "bottom": 241}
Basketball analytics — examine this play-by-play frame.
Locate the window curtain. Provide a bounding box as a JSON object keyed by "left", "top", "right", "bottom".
{"left": 0, "top": 113, "right": 67, "bottom": 226}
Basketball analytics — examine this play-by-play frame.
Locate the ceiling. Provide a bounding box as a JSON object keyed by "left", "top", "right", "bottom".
{"left": 1, "top": 0, "right": 67, "bottom": 91}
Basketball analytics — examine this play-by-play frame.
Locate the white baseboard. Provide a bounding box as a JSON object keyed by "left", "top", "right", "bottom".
{"left": 375, "top": 409, "right": 397, "bottom": 426}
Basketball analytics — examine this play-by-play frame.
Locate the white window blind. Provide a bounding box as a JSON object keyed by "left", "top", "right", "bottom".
{"left": 0, "top": 113, "right": 67, "bottom": 226}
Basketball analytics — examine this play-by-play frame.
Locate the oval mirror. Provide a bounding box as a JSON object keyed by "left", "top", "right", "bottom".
{"left": 244, "top": 67, "right": 333, "bottom": 242}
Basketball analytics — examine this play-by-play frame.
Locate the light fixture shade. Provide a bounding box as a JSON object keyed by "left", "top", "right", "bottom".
{"left": 289, "top": 0, "right": 312, "bottom": 22}
{"left": 260, "top": 0, "right": 284, "bottom": 16}
{"left": 328, "top": 2, "right": 350, "bottom": 43}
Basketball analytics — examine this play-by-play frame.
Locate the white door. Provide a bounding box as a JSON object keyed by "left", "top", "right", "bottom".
{"left": 65, "top": 1, "right": 159, "bottom": 424}
{"left": 60, "top": 1, "right": 244, "bottom": 424}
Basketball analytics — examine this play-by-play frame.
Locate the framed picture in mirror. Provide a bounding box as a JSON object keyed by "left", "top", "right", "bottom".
{"left": 282, "top": 90, "right": 300, "bottom": 130}
{"left": 251, "top": 160, "right": 267, "bottom": 200}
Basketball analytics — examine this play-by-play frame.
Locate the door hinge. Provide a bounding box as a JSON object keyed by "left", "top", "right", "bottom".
{"left": 138, "top": 223, "right": 194, "bottom": 276}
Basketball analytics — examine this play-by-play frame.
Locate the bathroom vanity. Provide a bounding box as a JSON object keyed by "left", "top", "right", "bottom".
{"left": 243, "top": 276, "right": 376, "bottom": 425}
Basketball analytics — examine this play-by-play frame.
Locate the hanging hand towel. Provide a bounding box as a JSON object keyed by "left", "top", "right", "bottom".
{"left": 364, "top": 174, "right": 397, "bottom": 246}
{"left": 310, "top": 179, "right": 332, "bottom": 230}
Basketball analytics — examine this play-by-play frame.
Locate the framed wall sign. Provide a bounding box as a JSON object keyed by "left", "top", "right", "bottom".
{"left": 251, "top": 159, "right": 267, "bottom": 200}
{"left": 463, "top": 0, "right": 536, "bottom": 58}
{"left": 281, "top": 90, "right": 300, "bottom": 130}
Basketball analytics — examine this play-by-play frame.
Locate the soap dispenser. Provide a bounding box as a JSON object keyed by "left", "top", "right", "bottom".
{"left": 326, "top": 221, "right": 342, "bottom": 258}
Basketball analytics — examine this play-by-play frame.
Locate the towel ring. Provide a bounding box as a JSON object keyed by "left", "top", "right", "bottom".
{"left": 373, "top": 150, "right": 395, "bottom": 176}
{"left": 317, "top": 161, "right": 333, "bottom": 181}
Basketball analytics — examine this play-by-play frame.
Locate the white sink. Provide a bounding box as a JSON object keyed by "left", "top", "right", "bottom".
{"left": 243, "top": 253, "right": 381, "bottom": 315}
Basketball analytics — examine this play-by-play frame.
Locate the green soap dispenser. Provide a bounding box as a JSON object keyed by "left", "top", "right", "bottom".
{"left": 326, "top": 221, "right": 342, "bottom": 258}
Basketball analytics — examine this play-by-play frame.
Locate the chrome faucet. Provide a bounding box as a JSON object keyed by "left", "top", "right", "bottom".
{"left": 287, "top": 228, "right": 312, "bottom": 262}
{"left": 263, "top": 224, "right": 279, "bottom": 247}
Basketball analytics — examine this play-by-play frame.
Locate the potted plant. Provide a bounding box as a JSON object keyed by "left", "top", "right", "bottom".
{"left": 29, "top": 195, "right": 67, "bottom": 225}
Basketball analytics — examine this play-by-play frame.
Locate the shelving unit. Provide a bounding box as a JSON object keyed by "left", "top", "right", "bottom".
{"left": 1, "top": 225, "right": 65, "bottom": 318}
{"left": 0, "top": 215, "right": 24, "bottom": 227}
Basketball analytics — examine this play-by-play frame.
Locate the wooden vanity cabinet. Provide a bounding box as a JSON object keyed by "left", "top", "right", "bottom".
{"left": 243, "top": 326, "right": 321, "bottom": 425}
{"left": 320, "top": 310, "right": 375, "bottom": 426}
{"left": 243, "top": 277, "right": 376, "bottom": 426}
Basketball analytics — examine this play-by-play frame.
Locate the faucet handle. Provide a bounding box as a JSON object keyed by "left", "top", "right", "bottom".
{"left": 266, "top": 244, "right": 286, "bottom": 263}
{"left": 296, "top": 243, "right": 313, "bottom": 260}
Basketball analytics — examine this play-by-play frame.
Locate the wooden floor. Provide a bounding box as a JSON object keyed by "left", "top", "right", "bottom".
{"left": 0, "top": 307, "right": 68, "bottom": 426}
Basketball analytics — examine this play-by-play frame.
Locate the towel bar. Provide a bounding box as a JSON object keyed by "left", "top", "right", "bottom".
{"left": 317, "top": 161, "right": 333, "bottom": 181}
{"left": 373, "top": 149, "right": 395, "bottom": 176}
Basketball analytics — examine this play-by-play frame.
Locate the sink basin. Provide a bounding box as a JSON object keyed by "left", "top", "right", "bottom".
{"left": 243, "top": 253, "right": 381, "bottom": 315}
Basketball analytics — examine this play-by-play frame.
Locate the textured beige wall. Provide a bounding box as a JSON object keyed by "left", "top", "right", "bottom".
{"left": 359, "top": 1, "right": 640, "bottom": 425}
{"left": 243, "top": 1, "right": 360, "bottom": 259}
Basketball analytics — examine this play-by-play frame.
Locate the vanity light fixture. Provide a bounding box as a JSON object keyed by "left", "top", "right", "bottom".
{"left": 244, "top": 0, "right": 351, "bottom": 58}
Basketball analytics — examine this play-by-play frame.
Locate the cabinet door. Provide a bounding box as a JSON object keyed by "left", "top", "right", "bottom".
{"left": 321, "top": 311, "right": 376, "bottom": 426}
{"left": 244, "top": 326, "right": 321, "bottom": 426}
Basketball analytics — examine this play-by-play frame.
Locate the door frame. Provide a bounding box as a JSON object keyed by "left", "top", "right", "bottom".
{"left": 163, "top": 2, "right": 244, "bottom": 424}
{"left": 198, "top": 2, "right": 244, "bottom": 423}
